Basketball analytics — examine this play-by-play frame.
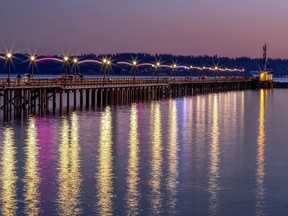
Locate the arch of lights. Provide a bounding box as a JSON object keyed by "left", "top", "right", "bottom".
{"left": 0, "top": 53, "right": 245, "bottom": 72}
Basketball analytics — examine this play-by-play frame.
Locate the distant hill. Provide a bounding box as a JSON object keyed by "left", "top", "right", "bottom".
{"left": 0, "top": 53, "right": 287, "bottom": 77}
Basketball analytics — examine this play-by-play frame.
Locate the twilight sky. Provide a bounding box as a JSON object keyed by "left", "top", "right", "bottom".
{"left": 0, "top": 0, "right": 287, "bottom": 58}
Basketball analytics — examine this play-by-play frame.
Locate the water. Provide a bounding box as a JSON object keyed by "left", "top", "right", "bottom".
{"left": 273, "top": 78, "right": 288, "bottom": 82}
{"left": 1, "top": 89, "right": 288, "bottom": 215}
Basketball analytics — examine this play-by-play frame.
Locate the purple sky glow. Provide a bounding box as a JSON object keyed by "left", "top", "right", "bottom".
{"left": 0, "top": 0, "right": 287, "bottom": 58}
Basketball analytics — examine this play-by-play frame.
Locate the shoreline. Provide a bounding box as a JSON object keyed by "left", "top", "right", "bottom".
{"left": 273, "top": 82, "right": 288, "bottom": 88}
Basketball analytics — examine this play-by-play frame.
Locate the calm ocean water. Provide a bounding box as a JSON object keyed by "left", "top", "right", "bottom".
{"left": 0, "top": 89, "right": 288, "bottom": 215}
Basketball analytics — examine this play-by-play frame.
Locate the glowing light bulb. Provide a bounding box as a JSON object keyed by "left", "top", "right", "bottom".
{"left": 132, "top": 61, "right": 137, "bottom": 66}
{"left": 6, "top": 52, "right": 12, "bottom": 59}
{"left": 30, "top": 55, "right": 36, "bottom": 62}
{"left": 64, "top": 56, "right": 69, "bottom": 62}
{"left": 73, "top": 58, "right": 78, "bottom": 63}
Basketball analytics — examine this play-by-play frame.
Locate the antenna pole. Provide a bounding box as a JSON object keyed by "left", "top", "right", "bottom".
{"left": 263, "top": 43, "right": 267, "bottom": 71}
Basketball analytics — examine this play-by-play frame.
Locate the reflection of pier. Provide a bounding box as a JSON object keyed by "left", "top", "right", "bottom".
{"left": 0, "top": 77, "right": 252, "bottom": 119}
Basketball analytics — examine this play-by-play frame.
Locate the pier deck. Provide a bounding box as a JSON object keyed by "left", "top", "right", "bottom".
{"left": 0, "top": 77, "right": 252, "bottom": 119}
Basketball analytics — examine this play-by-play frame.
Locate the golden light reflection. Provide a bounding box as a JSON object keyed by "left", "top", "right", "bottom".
{"left": 97, "top": 107, "right": 113, "bottom": 216}
{"left": 167, "top": 99, "right": 179, "bottom": 214}
{"left": 202, "top": 96, "right": 206, "bottom": 127}
{"left": 58, "top": 113, "right": 82, "bottom": 216}
{"left": 233, "top": 92, "right": 237, "bottom": 129}
{"left": 183, "top": 97, "right": 187, "bottom": 115}
{"left": 208, "top": 93, "right": 212, "bottom": 108}
{"left": 0, "top": 126, "right": 17, "bottom": 216}
{"left": 241, "top": 91, "right": 245, "bottom": 113}
{"left": 195, "top": 96, "right": 201, "bottom": 154}
{"left": 196, "top": 95, "right": 200, "bottom": 120}
{"left": 58, "top": 117, "right": 70, "bottom": 215}
{"left": 126, "top": 104, "right": 140, "bottom": 215}
{"left": 149, "top": 102, "right": 163, "bottom": 215}
{"left": 24, "top": 117, "right": 40, "bottom": 216}
{"left": 223, "top": 92, "right": 230, "bottom": 133}
{"left": 208, "top": 95, "right": 220, "bottom": 215}
{"left": 69, "top": 113, "right": 82, "bottom": 215}
{"left": 199, "top": 95, "right": 207, "bottom": 154}
{"left": 226, "top": 92, "right": 230, "bottom": 108}
{"left": 240, "top": 91, "right": 245, "bottom": 134}
{"left": 189, "top": 98, "right": 193, "bottom": 127}
{"left": 256, "top": 89, "right": 266, "bottom": 215}
{"left": 196, "top": 96, "right": 201, "bottom": 127}
{"left": 188, "top": 98, "right": 193, "bottom": 143}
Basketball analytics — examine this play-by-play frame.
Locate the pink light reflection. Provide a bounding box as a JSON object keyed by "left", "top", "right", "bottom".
{"left": 160, "top": 64, "right": 172, "bottom": 68}
{"left": 176, "top": 65, "right": 187, "bottom": 69}
{"left": 35, "top": 57, "right": 63, "bottom": 63}
{"left": 117, "top": 61, "right": 132, "bottom": 66}
{"left": 78, "top": 60, "right": 102, "bottom": 65}
{"left": 36, "top": 118, "right": 57, "bottom": 215}
{"left": 137, "top": 63, "right": 153, "bottom": 67}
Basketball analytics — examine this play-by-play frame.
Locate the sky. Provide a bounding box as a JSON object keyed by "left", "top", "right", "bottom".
{"left": 0, "top": 0, "right": 288, "bottom": 58}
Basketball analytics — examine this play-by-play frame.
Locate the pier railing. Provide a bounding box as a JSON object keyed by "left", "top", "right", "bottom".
{"left": 0, "top": 77, "right": 250, "bottom": 88}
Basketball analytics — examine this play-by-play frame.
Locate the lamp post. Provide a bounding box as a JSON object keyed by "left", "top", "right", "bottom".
{"left": 30, "top": 55, "right": 36, "bottom": 78}
{"left": 225, "top": 68, "right": 228, "bottom": 78}
{"left": 63, "top": 56, "right": 69, "bottom": 86}
{"left": 234, "top": 69, "right": 237, "bottom": 78}
{"left": 202, "top": 66, "right": 206, "bottom": 78}
{"left": 107, "top": 60, "right": 111, "bottom": 78}
{"left": 73, "top": 58, "right": 78, "bottom": 81}
{"left": 63, "top": 56, "right": 69, "bottom": 77}
{"left": 102, "top": 59, "right": 107, "bottom": 80}
{"left": 172, "top": 64, "right": 177, "bottom": 79}
{"left": 214, "top": 66, "right": 218, "bottom": 80}
{"left": 6, "top": 52, "right": 12, "bottom": 86}
{"left": 189, "top": 65, "right": 193, "bottom": 79}
{"left": 156, "top": 62, "right": 160, "bottom": 81}
{"left": 132, "top": 60, "right": 137, "bottom": 81}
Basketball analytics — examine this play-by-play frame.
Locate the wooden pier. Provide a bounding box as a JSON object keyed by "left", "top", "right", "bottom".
{"left": 0, "top": 77, "right": 252, "bottom": 119}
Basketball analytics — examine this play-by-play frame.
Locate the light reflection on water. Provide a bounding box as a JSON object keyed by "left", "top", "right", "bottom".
{"left": 189, "top": 97, "right": 193, "bottom": 127}
{"left": 58, "top": 113, "right": 82, "bottom": 215}
{"left": 256, "top": 90, "right": 266, "bottom": 216}
{"left": 0, "top": 126, "right": 17, "bottom": 216}
{"left": 126, "top": 103, "right": 140, "bottom": 215}
{"left": 58, "top": 117, "right": 69, "bottom": 215}
{"left": 97, "top": 107, "right": 113, "bottom": 216}
{"left": 167, "top": 99, "right": 179, "bottom": 214}
{"left": 70, "top": 113, "right": 82, "bottom": 215}
{"left": 0, "top": 90, "right": 288, "bottom": 215}
{"left": 241, "top": 91, "right": 245, "bottom": 136}
{"left": 149, "top": 102, "right": 163, "bottom": 215}
{"left": 208, "top": 95, "right": 220, "bottom": 216}
{"left": 24, "top": 117, "right": 40, "bottom": 216}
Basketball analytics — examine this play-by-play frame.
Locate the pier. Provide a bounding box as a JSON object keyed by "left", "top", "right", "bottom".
{"left": 0, "top": 77, "right": 252, "bottom": 119}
